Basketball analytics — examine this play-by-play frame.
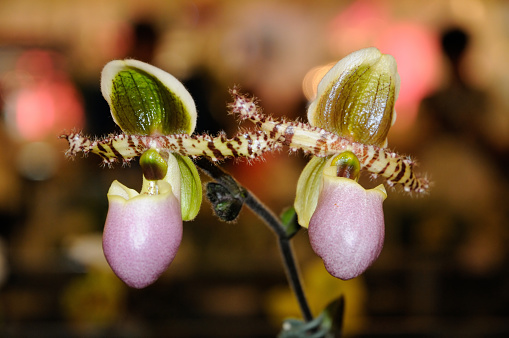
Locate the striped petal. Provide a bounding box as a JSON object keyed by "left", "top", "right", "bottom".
{"left": 61, "top": 131, "right": 278, "bottom": 166}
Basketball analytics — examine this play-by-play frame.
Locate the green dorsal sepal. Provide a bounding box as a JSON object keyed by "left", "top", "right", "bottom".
{"left": 101, "top": 59, "right": 197, "bottom": 136}
{"left": 308, "top": 47, "right": 400, "bottom": 147}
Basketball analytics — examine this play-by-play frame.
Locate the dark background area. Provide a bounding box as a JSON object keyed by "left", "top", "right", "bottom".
{"left": 1, "top": 0, "right": 509, "bottom": 336}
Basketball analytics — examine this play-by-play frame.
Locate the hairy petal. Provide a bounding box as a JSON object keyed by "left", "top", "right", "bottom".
{"left": 60, "top": 131, "right": 278, "bottom": 166}
{"left": 229, "top": 94, "right": 429, "bottom": 193}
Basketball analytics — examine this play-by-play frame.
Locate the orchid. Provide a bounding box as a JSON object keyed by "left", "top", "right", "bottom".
{"left": 62, "top": 59, "right": 276, "bottom": 288}
{"left": 61, "top": 48, "right": 430, "bottom": 335}
{"left": 230, "top": 47, "right": 429, "bottom": 280}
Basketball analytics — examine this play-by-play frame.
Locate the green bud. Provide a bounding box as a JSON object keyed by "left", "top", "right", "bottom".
{"left": 140, "top": 149, "right": 168, "bottom": 181}
{"left": 101, "top": 59, "right": 197, "bottom": 136}
{"left": 308, "top": 47, "right": 400, "bottom": 147}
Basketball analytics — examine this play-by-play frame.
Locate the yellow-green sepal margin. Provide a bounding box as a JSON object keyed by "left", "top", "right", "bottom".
{"left": 294, "top": 156, "right": 331, "bottom": 228}
{"left": 307, "top": 47, "right": 400, "bottom": 147}
{"left": 174, "top": 154, "right": 202, "bottom": 221}
{"left": 101, "top": 59, "right": 197, "bottom": 136}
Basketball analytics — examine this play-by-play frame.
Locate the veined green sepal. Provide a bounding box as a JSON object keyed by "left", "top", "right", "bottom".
{"left": 294, "top": 156, "right": 331, "bottom": 228}
{"left": 173, "top": 154, "right": 202, "bottom": 221}
{"left": 308, "top": 47, "right": 400, "bottom": 147}
{"left": 101, "top": 59, "right": 197, "bottom": 136}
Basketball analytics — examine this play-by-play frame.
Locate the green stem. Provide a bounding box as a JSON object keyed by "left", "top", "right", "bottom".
{"left": 195, "top": 158, "right": 314, "bottom": 323}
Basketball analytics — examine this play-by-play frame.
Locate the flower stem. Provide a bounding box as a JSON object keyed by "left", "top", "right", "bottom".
{"left": 195, "top": 158, "right": 314, "bottom": 323}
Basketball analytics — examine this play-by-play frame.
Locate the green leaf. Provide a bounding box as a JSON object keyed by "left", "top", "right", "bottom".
{"left": 320, "top": 296, "right": 345, "bottom": 337}
{"left": 101, "top": 59, "right": 197, "bottom": 135}
{"left": 174, "top": 154, "right": 202, "bottom": 221}
{"left": 280, "top": 206, "right": 300, "bottom": 238}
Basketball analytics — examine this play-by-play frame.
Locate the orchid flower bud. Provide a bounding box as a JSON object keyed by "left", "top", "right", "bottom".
{"left": 308, "top": 162, "right": 387, "bottom": 280}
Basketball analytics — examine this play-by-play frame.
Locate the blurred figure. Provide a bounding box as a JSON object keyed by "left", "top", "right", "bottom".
{"left": 82, "top": 18, "right": 225, "bottom": 137}
{"left": 420, "top": 27, "right": 509, "bottom": 178}
{"left": 404, "top": 27, "right": 509, "bottom": 322}
{"left": 419, "top": 28, "right": 489, "bottom": 150}
{"left": 127, "top": 20, "right": 160, "bottom": 63}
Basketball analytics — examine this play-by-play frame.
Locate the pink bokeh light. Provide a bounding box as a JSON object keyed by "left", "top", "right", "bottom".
{"left": 328, "top": 0, "right": 441, "bottom": 130}
{"left": 376, "top": 22, "right": 441, "bottom": 127}
{"left": 7, "top": 49, "right": 84, "bottom": 142}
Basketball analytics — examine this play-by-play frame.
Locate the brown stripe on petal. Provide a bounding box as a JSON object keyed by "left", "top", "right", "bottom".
{"left": 177, "top": 137, "right": 184, "bottom": 152}
{"left": 127, "top": 136, "right": 138, "bottom": 153}
{"left": 389, "top": 160, "right": 402, "bottom": 180}
{"left": 393, "top": 160, "right": 407, "bottom": 183}
{"left": 246, "top": 135, "right": 253, "bottom": 156}
{"left": 377, "top": 161, "right": 391, "bottom": 176}
{"left": 208, "top": 141, "right": 224, "bottom": 160}
{"left": 411, "top": 176, "right": 419, "bottom": 191}
{"left": 96, "top": 143, "right": 108, "bottom": 155}
{"left": 226, "top": 142, "right": 239, "bottom": 157}
{"left": 366, "top": 148, "right": 379, "bottom": 167}
{"left": 269, "top": 122, "right": 279, "bottom": 139}
{"left": 109, "top": 139, "right": 124, "bottom": 160}
{"left": 314, "top": 136, "right": 327, "bottom": 156}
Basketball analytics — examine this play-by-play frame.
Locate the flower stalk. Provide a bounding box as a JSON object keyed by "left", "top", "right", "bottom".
{"left": 195, "top": 158, "right": 314, "bottom": 323}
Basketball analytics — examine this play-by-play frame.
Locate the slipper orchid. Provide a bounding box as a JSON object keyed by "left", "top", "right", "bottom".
{"left": 299, "top": 48, "right": 397, "bottom": 279}
{"left": 230, "top": 47, "right": 428, "bottom": 280}
{"left": 100, "top": 60, "right": 200, "bottom": 288}
{"left": 62, "top": 60, "right": 276, "bottom": 288}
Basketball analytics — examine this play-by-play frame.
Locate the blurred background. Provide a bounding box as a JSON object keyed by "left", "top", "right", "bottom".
{"left": 1, "top": 0, "right": 509, "bottom": 336}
